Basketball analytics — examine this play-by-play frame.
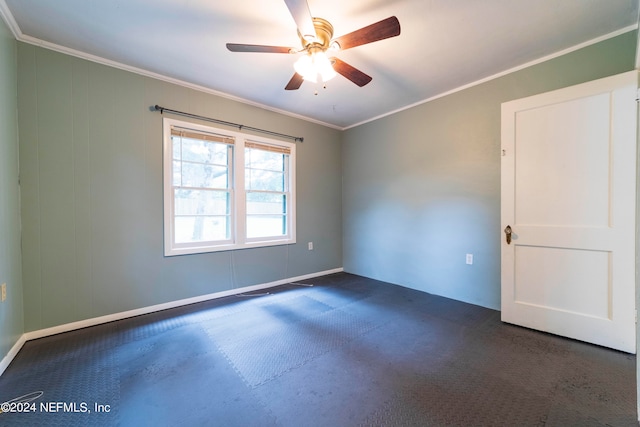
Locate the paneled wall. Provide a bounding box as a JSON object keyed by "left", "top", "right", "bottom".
{"left": 342, "top": 31, "right": 637, "bottom": 310}
{"left": 0, "top": 18, "right": 23, "bottom": 361}
{"left": 17, "top": 44, "right": 342, "bottom": 331}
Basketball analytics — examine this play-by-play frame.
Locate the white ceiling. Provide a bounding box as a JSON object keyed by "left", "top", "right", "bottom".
{"left": 1, "top": 0, "right": 638, "bottom": 129}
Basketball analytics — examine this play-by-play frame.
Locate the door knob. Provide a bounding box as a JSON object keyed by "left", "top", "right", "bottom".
{"left": 504, "top": 225, "right": 512, "bottom": 244}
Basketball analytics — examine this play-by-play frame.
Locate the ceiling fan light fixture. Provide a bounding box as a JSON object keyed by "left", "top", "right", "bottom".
{"left": 293, "top": 54, "right": 316, "bottom": 82}
{"left": 314, "top": 51, "right": 337, "bottom": 82}
{"left": 294, "top": 51, "right": 336, "bottom": 83}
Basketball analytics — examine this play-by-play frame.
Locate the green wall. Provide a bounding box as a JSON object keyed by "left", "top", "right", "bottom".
{"left": 0, "top": 18, "right": 23, "bottom": 362}
{"left": 8, "top": 26, "right": 639, "bottom": 334}
{"left": 342, "top": 31, "right": 637, "bottom": 310}
{"left": 17, "top": 43, "right": 343, "bottom": 332}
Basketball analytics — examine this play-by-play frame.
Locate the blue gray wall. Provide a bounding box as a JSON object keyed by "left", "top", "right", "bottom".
{"left": 17, "top": 43, "right": 343, "bottom": 332}
{"left": 0, "top": 18, "right": 23, "bottom": 361}
{"left": 7, "top": 28, "right": 639, "bottom": 335}
{"left": 342, "top": 31, "right": 637, "bottom": 310}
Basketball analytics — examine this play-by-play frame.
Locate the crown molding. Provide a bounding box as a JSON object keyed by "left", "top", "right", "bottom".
{"left": 0, "top": 0, "right": 342, "bottom": 131}
{"left": 346, "top": 24, "right": 639, "bottom": 130}
{"left": 0, "top": 0, "right": 21, "bottom": 39}
{"left": 1, "top": 0, "right": 637, "bottom": 131}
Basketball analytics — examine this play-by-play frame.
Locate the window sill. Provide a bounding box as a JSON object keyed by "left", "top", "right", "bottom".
{"left": 164, "top": 238, "right": 296, "bottom": 257}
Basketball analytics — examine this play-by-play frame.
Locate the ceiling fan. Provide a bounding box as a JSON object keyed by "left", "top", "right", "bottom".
{"left": 226, "top": 0, "right": 401, "bottom": 90}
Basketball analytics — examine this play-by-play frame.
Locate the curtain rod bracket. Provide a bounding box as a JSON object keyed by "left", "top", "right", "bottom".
{"left": 152, "top": 104, "right": 303, "bottom": 143}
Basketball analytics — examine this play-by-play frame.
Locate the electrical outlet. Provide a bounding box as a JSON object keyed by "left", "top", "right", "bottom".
{"left": 308, "top": 242, "right": 314, "bottom": 251}
{"left": 466, "top": 254, "right": 473, "bottom": 265}
{"left": 1, "top": 283, "right": 6, "bottom": 302}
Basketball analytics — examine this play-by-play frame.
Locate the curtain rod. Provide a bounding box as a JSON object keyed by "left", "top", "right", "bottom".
{"left": 153, "top": 105, "right": 304, "bottom": 143}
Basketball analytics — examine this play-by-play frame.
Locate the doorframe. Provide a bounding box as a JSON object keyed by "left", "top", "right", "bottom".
{"left": 635, "top": 70, "right": 640, "bottom": 420}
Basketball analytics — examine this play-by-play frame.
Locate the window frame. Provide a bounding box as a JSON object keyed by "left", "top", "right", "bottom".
{"left": 163, "top": 117, "right": 296, "bottom": 256}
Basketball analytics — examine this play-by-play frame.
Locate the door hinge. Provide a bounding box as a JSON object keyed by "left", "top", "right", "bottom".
{"left": 636, "top": 89, "right": 640, "bottom": 102}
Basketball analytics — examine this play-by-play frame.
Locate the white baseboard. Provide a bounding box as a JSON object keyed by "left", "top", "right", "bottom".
{"left": 0, "top": 334, "right": 26, "bottom": 377}
{"left": 0, "top": 267, "right": 343, "bottom": 376}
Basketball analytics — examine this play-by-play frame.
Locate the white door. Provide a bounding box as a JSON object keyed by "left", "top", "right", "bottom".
{"left": 501, "top": 71, "right": 638, "bottom": 353}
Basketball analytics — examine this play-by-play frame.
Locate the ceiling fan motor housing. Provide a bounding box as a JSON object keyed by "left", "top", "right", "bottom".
{"left": 298, "top": 17, "right": 334, "bottom": 52}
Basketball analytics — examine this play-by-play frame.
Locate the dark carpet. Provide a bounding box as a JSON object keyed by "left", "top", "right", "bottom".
{"left": 0, "top": 273, "right": 636, "bottom": 426}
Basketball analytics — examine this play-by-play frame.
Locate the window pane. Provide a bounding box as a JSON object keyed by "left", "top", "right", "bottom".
{"left": 175, "top": 216, "right": 230, "bottom": 243}
{"left": 173, "top": 161, "right": 182, "bottom": 186}
{"left": 245, "top": 149, "right": 285, "bottom": 172}
{"left": 245, "top": 148, "right": 287, "bottom": 191}
{"left": 244, "top": 147, "right": 289, "bottom": 239}
{"left": 181, "top": 163, "right": 228, "bottom": 189}
{"left": 181, "top": 138, "right": 228, "bottom": 164}
{"left": 246, "top": 192, "right": 285, "bottom": 215}
{"left": 246, "top": 215, "right": 286, "bottom": 238}
{"left": 245, "top": 169, "right": 284, "bottom": 191}
{"left": 172, "top": 137, "right": 182, "bottom": 160}
{"left": 175, "top": 189, "right": 229, "bottom": 215}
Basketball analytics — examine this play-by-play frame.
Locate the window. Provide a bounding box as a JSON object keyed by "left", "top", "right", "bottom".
{"left": 163, "top": 118, "right": 296, "bottom": 256}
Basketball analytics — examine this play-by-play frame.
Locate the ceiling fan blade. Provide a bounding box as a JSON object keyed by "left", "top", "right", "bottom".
{"left": 331, "top": 58, "right": 372, "bottom": 87}
{"left": 285, "top": 73, "right": 304, "bottom": 90}
{"left": 332, "top": 16, "right": 401, "bottom": 50}
{"left": 226, "top": 43, "right": 293, "bottom": 54}
{"left": 283, "top": 0, "right": 316, "bottom": 41}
